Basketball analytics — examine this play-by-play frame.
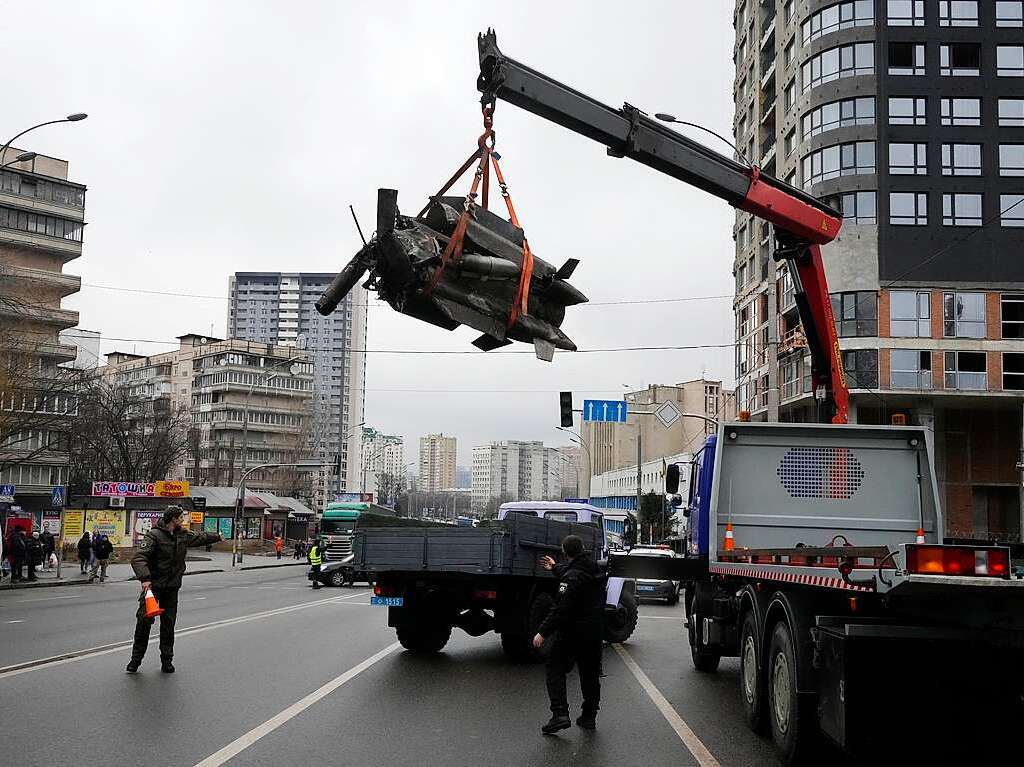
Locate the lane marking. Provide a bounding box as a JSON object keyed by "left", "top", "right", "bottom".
{"left": 639, "top": 615, "right": 684, "bottom": 621}
{"left": 15, "top": 595, "right": 78, "bottom": 604}
{"left": 0, "top": 589, "right": 370, "bottom": 679}
{"left": 613, "top": 644, "right": 721, "bottom": 767}
{"left": 192, "top": 641, "right": 400, "bottom": 767}
{"left": 6, "top": 620, "right": 24, "bottom": 624}
{"left": 194, "top": 597, "right": 207, "bottom": 600}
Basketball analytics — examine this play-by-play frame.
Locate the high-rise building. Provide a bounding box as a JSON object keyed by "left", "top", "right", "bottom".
{"left": 580, "top": 379, "right": 735, "bottom": 497}
{"left": 361, "top": 426, "right": 405, "bottom": 504}
{"left": 60, "top": 328, "right": 101, "bottom": 370}
{"left": 471, "top": 440, "right": 562, "bottom": 511}
{"left": 0, "top": 151, "right": 85, "bottom": 511}
{"left": 101, "top": 335, "right": 314, "bottom": 498}
{"left": 418, "top": 433, "right": 457, "bottom": 492}
{"left": 557, "top": 445, "right": 581, "bottom": 497}
{"left": 732, "top": 0, "right": 1024, "bottom": 539}
{"left": 228, "top": 272, "right": 368, "bottom": 510}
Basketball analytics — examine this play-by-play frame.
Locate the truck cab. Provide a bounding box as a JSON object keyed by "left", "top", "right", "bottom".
{"left": 682, "top": 435, "right": 716, "bottom": 559}
{"left": 498, "top": 501, "right": 608, "bottom": 560}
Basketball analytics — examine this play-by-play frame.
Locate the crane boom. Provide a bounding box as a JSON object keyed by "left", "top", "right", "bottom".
{"left": 476, "top": 30, "right": 849, "bottom": 424}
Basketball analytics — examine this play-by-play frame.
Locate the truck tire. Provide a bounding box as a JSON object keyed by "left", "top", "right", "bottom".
{"left": 767, "top": 620, "right": 816, "bottom": 765}
{"left": 739, "top": 611, "right": 766, "bottom": 733}
{"left": 688, "top": 613, "right": 721, "bottom": 673}
{"left": 329, "top": 569, "right": 346, "bottom": 587}
{"left": 603, "top": 589, "right": 638, "bottom": 644}
{"left": 396, "top": 623, "right": 452, "bottom": 654}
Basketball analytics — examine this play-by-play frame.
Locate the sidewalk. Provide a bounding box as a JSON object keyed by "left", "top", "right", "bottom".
{"left": 0, "top": 550, "right": 308, "bottom": 590}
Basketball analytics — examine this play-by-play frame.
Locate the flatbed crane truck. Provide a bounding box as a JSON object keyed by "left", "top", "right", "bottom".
{"left": 476, "top": 31, "right": 1024, "bottom": 763}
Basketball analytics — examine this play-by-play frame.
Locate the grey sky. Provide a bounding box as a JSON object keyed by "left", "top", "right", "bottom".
{"left": 8, "top": 1, "right": 737, "bottom": 465}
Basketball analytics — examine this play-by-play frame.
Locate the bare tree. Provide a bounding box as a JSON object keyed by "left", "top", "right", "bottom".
{"left": 375, "top": 471, "right": 404, "bottom": 506}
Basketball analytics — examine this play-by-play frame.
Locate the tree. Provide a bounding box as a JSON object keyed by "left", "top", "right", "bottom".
{"left": 66, "top": 377, "right": 193, "bottom": 493}
{"left": 376, "top": 471, "right": 404, "bottom": 506}
{"left": 637, "top": 491, "right": 675, "bottom": 543}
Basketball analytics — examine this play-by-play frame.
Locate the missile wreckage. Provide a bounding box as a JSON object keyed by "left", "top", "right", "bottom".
{"left": 316, "top": 188, "right": 586, "bottom": 361}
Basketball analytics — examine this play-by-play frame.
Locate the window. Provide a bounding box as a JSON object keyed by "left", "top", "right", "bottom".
{"left": 943, "top": 193, "right": 982, "bottom": 226}
{"left": 1001, "top": 294, "right": 1024, "bottom": 339}
{"left": 1000, "top": 99, "right": 1024, "bottom": 126}
{"left": 889, "top": 42, "right": 926, "bottom": 75}
{"left": 1000, "top": 145, "right": 1024, "bottom": 176}
{"left": 802, "top": 97, "right": 875, "bottom": 138}
{"left": 837, "top": 190, "right": 877, "bottom": 224}
{"left": 784, "top": 39, "right": 795, "bottom": 67}
{"left": 803, "top": 43, "right": 874, "bottom": 91}
{"left": 889, "top": 97, "right": 926, "bottom": 125}
{"left": 941, "top": 98, "right": 980, "bottom": 126}
{"left": 802, "top": 141, "right": 875, "bottom": 186}
{"left": 802, "top": 1, "right": 874, "bottom": 43}
{"left": 0, "top": 206, "right": 84, "bottom": 242}
{"left": 843, "top": 349, "right": 879, "bottom": 389}
{"left": 888, "top": 0, "right": 924, "bottom": 25}
{"left": 890, "top": 192, "right": 928, "bottom": 225}
{"left": 784, "top": 0, "right": 795, "bottom": 23}
{"left": 831, "top": 291, "right": 878, "bottom": 337}
{"left": 891, "top": 290, "right": 931, "bottom": 337}
{"left": 785, "top": 128, "right": 797, "bottom": 157}
{"left": 939, "top": 1, "right": 978, "bottom": 26}
{"left": 945, "top": 351, "right": 987, "bottom": 390}
{"left": 784, "top": 80, "right": 796, "bottom": 110}
{"left": 941, "top": 143, "right": 982, "bottom": 176}
{"left": 997, "top": 1, "right": 1024, "bottom": 26}
{"left": 998, "top": 46, "right": 1024, "bottom": 76}
{"left": 891, "top": 350, "right": 932, "bottom": 389}
{"left": 1001, "top": 194, "right": 1024, "bottom": 226}
{"left": 943, "top": 291, "right": 986, "bottom": 337}
{"left": 941, "top": 44, "right": 981, "bottom": 76}
{"left": 889, "top": 142, "right": 928, "bottom": 175}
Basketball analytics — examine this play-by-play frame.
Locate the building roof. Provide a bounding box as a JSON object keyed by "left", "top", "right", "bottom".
{"left": 189, "top": 486, "right": 314, "bottom": 515}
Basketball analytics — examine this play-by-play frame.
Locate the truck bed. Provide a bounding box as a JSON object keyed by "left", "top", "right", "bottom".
{"left": 353, "top": 514, "right": 603, "bottom": 577}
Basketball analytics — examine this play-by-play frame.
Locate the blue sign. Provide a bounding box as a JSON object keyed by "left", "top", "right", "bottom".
{"left": 564, "top": 498, "right": 590, "bottom": 504}
{"left": 51, "top": 486, "right": 65, "bottom": 508}
{"left": 582, "top": 399, "right": 628, "bottom": 423}
{"left": 0, "top": 484, "right": 15, "bottom": 501}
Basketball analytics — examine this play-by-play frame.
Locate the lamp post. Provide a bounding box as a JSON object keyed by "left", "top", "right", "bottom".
{"left": 0, "top": 113, "right": 87, "bottom": 168}
{"left": 557, "top": 426, "right": 592, "bottom": 494}
{"left": 0, "top": 151, "right": 37, "bottom": 170}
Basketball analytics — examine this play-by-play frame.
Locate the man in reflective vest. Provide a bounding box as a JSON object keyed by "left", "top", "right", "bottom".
{"left": 308, "top": 539, "right": 324, "bottom": 589}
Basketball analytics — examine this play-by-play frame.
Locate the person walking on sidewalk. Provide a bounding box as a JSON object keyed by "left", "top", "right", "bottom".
{"left": 293, "top": 540, "right": 302, "bottom": 560}
{"left": 25, "top": 531, "right": 43, "bottom": 582}
{"left": 40, "top": 529, "right": 55, "bottom": 571}
{"left": 88, "top": 533, "right": 114, "bottom": 583}
{"left": 77, "top": 532, "right": 92, "bottom": 574}
{"left": 126, "top": 506, "right": 222, "bottom": 674}
{"left": 274, "top": 535, "right": 284, "bottom": 560}
{"left": 8, "top": 529, "right": 27, "bottom": 582}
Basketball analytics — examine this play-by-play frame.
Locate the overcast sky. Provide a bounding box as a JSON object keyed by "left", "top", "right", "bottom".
{"left": 7, "top": 1, "right": 737, "bottom": 465}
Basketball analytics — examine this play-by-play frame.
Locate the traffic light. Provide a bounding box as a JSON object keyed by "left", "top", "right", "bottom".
{"left": 559, "top": 391, "right": 573, "bottom": 427}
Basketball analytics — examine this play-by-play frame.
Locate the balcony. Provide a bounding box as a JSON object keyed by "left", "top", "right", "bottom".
{"left": 0, "top": 264, "right": 80, "bottom": 297}
{"left": 0, "top": 301, "right": 78, "bottom": 330}
{"left": 778, "top": 327, "right": 807, "bottom": 356}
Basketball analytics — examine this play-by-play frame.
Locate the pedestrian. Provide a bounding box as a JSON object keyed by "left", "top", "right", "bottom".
{"left": 8, "top": 529, "right": 27, "bottom": 582}
{"left": 533, "top": 534, "right": 605, "bottom": 734}
{"left": 126, "top": 505, "right": 222, "bottom": 674}
{"left": 293, "top": 540, "right": 302, "bottom": 560}
{"left": 25, "top": 531, "right": 44, "bottom": 581}
{"left": 88, "top": 533, "right": 113, "bottom": 583}
{"left": 308, "top": 538, "right": 325, "bottom": 589}
{"left": 274, "top": 535, "right": 284, "bottom": 560}
{"left": 77, "top": 531, "right": 92, "bottom": 574}
{"left": 40, "top": 529, "right": 55, "bottom": 571}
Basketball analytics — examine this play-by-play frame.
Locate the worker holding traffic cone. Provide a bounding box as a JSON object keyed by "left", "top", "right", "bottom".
{"left": 127, "top": 506, "right": 221, "bottom": 674}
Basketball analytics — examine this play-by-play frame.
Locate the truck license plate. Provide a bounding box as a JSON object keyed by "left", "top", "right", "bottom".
{"left": 637, "top": 585, "right": 656, "bottom": 592}
{"left": 371, "top": 596, "right": 404, "bottom": 607}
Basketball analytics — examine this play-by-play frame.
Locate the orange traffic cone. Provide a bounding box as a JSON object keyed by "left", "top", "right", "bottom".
{"left": 143, "top": 588, "right": 164, "bottom": 618}
{"left": 915, "top": 528, "right": 925, "bottom": 544}
{"left": 724, "top": 521, "right": 735, "bottom": 552}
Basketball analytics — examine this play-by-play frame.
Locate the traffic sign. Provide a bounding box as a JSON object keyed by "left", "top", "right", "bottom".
{"left": 654, "top": 401, "right": 682, "bottom": 429}
{"left": 0, "top": 484, "right": 15, "bottom": 503}
{"left": 582, "top": 399, "right": 628, "bottom": 423}
{"left": 50, "top": 486, "right": 65, "bottom": 508}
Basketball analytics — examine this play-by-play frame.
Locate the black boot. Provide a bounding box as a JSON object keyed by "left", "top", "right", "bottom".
{"left": 125, "top": 659, "right": 141, "bottom": 673}
{"left": 161, "top": 659, "right": 175, "bottom": 673}
{"left": 576, "top": 713, "right": 597, "bottom": 730}
{"left": 541, "top": 714, "right": 571, "bottom": 735}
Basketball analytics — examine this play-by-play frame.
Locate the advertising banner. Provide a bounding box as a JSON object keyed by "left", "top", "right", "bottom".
{"left": 218, "top": 517, "right": 233, "bottom": 538}
{"left": 156, "top": 481, "right": 190, "bottom": 498}
{"left": 204, "top": 516, "right": 219, "bottom": 533}
{"left": 334, "top": 492, "right": 374, "bottom": 503}
{"left": 42, "top": 513, "right": 62, "bottom": 535}
{"left": 85, "top": 509, "right": 127, "bottom": 546}
{"left": 92, "top": 481, "right": 191, "bottom": 498}
{"left": 63, "top": 510, "right": 84, "bottom": 538}
{"left": 133, "top": 511, "right": 163, "bottom": 544}
{"left": 189, "top": 511, "right": 204, "bottom": 526}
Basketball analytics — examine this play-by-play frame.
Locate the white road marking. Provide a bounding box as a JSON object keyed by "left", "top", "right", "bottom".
{"left": 5, "top": 620, "right": 24, "bottom": 624}
{"left": 194, "top": 597, "right": 207, "bottom": 600}
{"left": 15, "top": 595, "right": 78, "bottom": 604}
{"left": 639, "top": 615, "right": 683, "bottom": 621}
{"left": 613, "top": 643, "right": 721, "bottom": 767}
{"left": 0, "top": 589, "right": 371, "bottom": 680}
{"left": 192, "top": 641, "right": 400, "bottom": 767}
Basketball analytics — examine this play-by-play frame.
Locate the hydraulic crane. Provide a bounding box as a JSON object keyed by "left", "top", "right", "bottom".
{"left": 476, "top": 30, "right": 849, "bottom": 425}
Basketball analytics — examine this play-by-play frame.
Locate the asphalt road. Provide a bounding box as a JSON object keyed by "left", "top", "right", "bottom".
{"left": 0, "top": 570, "right": 779, "bottom": 767}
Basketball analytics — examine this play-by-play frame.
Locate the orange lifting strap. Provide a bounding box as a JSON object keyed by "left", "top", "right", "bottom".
{"left": 421, "top": 104, "right": 535, "bottom": 330}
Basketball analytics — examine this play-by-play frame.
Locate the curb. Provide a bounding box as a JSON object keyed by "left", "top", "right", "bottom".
{"left": 239, "top": 562, "right": 309, "bottom": 571}
{"left": 0, "top": 568, "right": 225, "bottom": 591}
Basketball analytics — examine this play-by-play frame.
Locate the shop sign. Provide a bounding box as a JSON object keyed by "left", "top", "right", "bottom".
{"left": 92, "top": 481, "right": 191, "bottom": 498}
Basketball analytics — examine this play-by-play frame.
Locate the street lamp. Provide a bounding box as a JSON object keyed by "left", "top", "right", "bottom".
{"left": 0, "top": 113, "right": 88, "bottom": 168}
{"left": 0, "top": 151, "right": 37, "bottom": 170}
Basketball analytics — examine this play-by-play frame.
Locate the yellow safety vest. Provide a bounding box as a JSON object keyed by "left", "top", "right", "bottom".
{"left": 309, "top": 546, "right": 323, "bottom": 566}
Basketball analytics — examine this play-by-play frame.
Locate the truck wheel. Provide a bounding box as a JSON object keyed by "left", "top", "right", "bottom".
{"left": 329, "top": 570, "right": 346, "bottom": 588}
{"left": 396, "top": 623, "right": 452, "bottom": 654}
{"left": 666, "top": 589, "right": 680, "bottom": 606}
{"left": 688, "top": 613, "right": 721, "bottom": 673}
{"left": 603, "top": 589, "right": 638, "bottom": 644}
{"left": 767, "top": 620, "right": 815, "bottom": 765}
{"left": 739, "top": 611, "right": 766, "bottom": 733}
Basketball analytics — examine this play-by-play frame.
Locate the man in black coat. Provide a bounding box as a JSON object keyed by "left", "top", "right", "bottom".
{"left": 40, "top": 529, "right": 55, "bottom": 571}
{"left": 88, "top": 534, "right": 114, "bottom": 583}
{"left": 24, "top": 531, "right": 43, "bottom": 581}
{"left": 8, "top": 529, "right": 27, "bottom": 582}
{"left": 533, "top": 534, "right": 606, "bottom": 734}
{"left": 77, "top": 532, "right": 92, "bottom": 574}
{"left": 127, "top": 506, "right": 221, "bottom": 673}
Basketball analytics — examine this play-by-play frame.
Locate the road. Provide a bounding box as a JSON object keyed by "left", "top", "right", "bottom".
{"left": 0, "top": 567, "right": 779, "bottom": 767}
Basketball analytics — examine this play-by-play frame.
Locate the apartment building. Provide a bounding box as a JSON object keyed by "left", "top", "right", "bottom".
{"left": 471, "top": 440, "right": 562, "bottom": 511}
{"left": 418, "top": 433, "right": 457, "bottom": 492}
{"left": 360, "top": 426, "right": 405, "bottom": 503}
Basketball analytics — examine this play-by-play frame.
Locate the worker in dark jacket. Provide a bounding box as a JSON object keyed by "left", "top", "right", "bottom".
{"left": 533, "top": 534, "right": 605, "bottom": 734}
{"left": 88, "top": 534, "right": 114, "bottom": 583}
{"left": 8, "top": 529, "right": 27, "bottom": 582}
{"left": 127, "top": 506, "right": 221, "bottom": 673}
